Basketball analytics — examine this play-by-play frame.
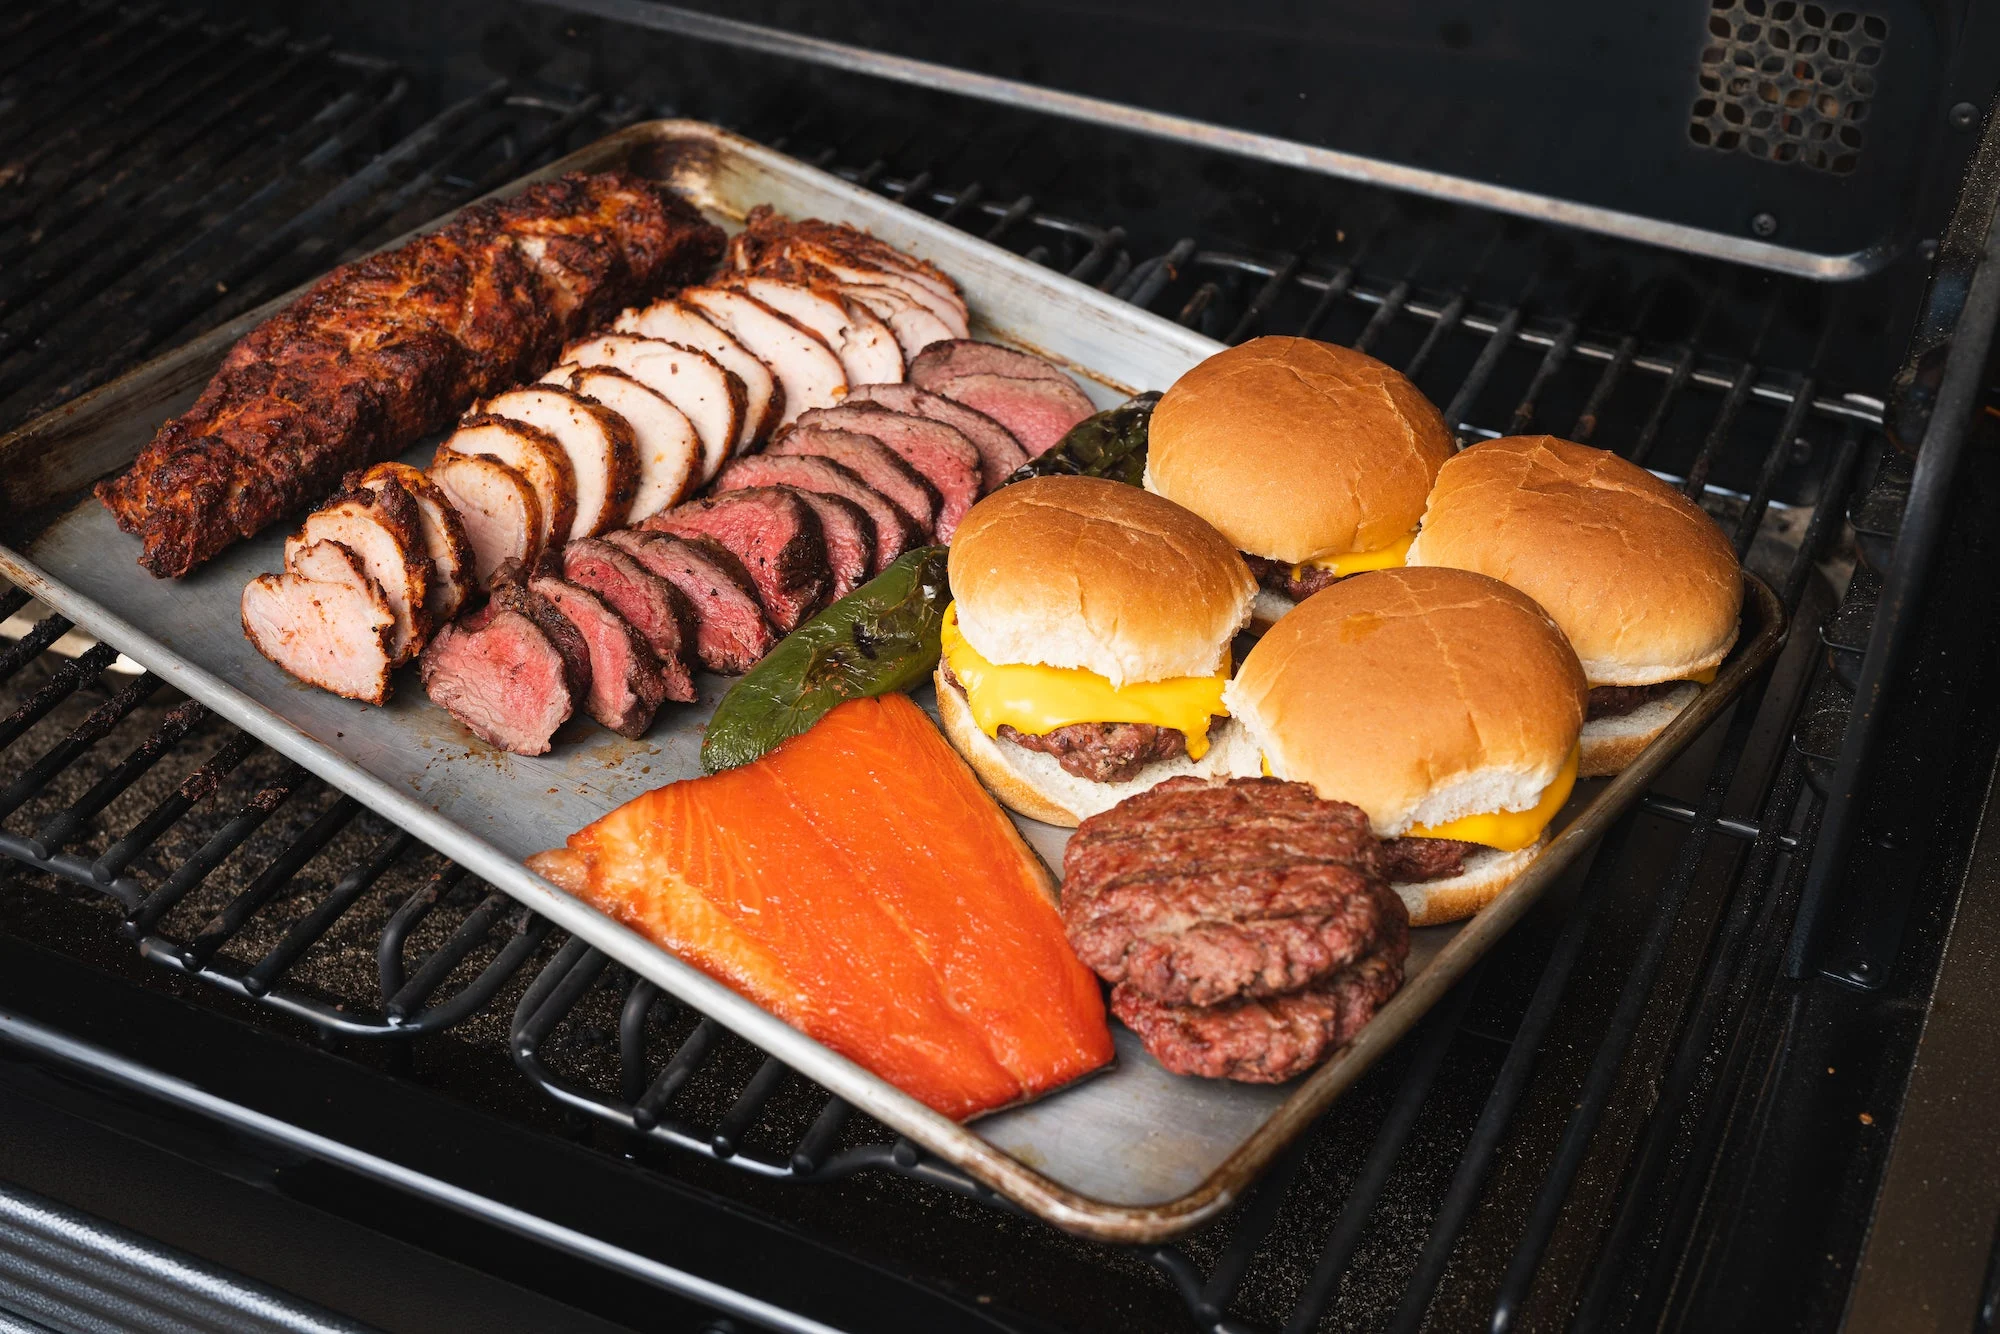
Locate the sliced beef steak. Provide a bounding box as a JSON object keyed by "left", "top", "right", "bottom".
{"left": 765, "top": 426, "right": 939, "bottom": 538}
{"left": 560, "top": 538, "right": 697, "bottom": 701}
{"left": 641, "top": 487, "right": 831, "bottom": 632}
{"left": 847, "top": 382, "right": 1027, "bottom": 491}
{"left": 792, "top": 405, "right": 980, "bottom": 540}
{"left": 529, "top": 574, "right": 666, "bottom": 737}
{"left": 928, "top": 372, "right": 1095, "bottom": 458}
{"left": 420, "top": 583, "right": 589, "bottom": 755}
{"left": 604, "top": 529, "right": 775, "bottom": 675}
{"left": 906, "top": 339, "right": 1076, "bottom": 389}
{"left": 782, "top": 488, "right": 873, "bottom": 600}
{"left": 714, "top": 452, "right": 918, "bottom": 574}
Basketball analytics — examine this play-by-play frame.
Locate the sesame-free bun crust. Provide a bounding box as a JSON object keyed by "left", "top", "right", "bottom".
{"left": 1579, "top": 682, "right": 1700, "bottom": 777}
{"left": 1407, "top": 436, "right": 1743, "bottom": 685}
{"left": 947, "top": 475, "right": 1256, "bottom": 688}
{"left": 1223, "top": 566, "right": 1587, "bottom": 836}
{"left": 1145, "top": 337, "right": 1454, "bottom": 563}
{"left": 1395, "top": 841, "right": 1544, "bottom": 927}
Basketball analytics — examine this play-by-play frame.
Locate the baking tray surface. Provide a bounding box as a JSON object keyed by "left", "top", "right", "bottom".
{"left": 0, "top": 121, "right": 1787, "bottom": 1241}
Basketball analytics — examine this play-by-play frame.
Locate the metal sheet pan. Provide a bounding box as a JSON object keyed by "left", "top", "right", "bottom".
{"left": 0, "top": 120, "right": 1787, "bottom": 1243}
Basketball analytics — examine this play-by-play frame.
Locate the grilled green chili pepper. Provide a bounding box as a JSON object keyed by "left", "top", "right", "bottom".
{"left": 700, "top": 546, "right": 951, "bottom": 773}
{"left": 1004, "top": 391, "right": 1160, "bottom": 488}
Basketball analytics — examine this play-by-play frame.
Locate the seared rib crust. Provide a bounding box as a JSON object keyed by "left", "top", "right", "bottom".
{"left": 99, "top": 171, "right": 724, "bottom": 578}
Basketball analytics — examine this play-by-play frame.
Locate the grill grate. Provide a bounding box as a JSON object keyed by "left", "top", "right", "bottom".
{"left": 0, "top": 13, "right": 1905, "bottom": 1333}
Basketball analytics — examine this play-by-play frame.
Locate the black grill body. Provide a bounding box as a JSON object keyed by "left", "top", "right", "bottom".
{"left": 3, "top": 4, "right": 2000, "bottom": 1332}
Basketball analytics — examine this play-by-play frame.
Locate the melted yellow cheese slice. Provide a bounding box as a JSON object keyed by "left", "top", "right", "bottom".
{"left": 1406, "top": 744, "right": 1580, "bottom": 852}
{"left": 1291, "top": 532, "right": 1416, "bottom": 581}
{"left": 940, "top": 604, "right": 1229, "bottom": 760}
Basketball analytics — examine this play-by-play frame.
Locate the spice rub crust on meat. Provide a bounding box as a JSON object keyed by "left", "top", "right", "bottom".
{"left": 1063, "top": 777, "right": 1423, "bottom": 1082}
{"left": 99, "top": 171, "right": 725, "bottom": 579}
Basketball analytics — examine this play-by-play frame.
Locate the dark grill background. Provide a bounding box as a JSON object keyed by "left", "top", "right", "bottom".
{"left": 4, "top": 5, "right": 1997, "bottom": 1332}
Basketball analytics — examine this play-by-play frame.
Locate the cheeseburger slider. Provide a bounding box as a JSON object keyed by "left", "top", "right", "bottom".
{"left": 937, "top": 475, "right": 1258, "bottom": 826}
{"left": 1223, "top": 566, "right": 1587, "bottom": 925}
{"left": 1144, "top": 336, "right": 1454, "bottom": 625}
{"left": 1405, "top": 436, "right": 1743, "bottom": 777}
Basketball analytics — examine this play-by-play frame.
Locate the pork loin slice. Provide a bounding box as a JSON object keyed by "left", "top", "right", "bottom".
{"left": 356, "top": 462, "right": 476, "bottom": 622}
{"left": 561, "top": 333, "right": 744, "bottom": 486}
{"left": 780, "top": 488, "right": 872, "bottom": 600}
{"left": 641, "top": 487, "right": 832, "bottom": 633}
{"left": 537, "top": 361, "right": 582, "bottom": 386}
{"left": 427, "top": 446, "right": 543, "bottom": 586}
{"left": 283, "top": 484, "right": 431, "bottom": 664}
{"left": 724, "top": 278, "right": 904, "bottom": 386}
{"left": 713, "top": 452, "right": 918, "bottom": 574}
{"left": 560, "top": 538, "right": 698, "bottom": 702}
{"left": 793, "top": 406, "right": 980, "bottom": 541}
{"left": 477, "top": 385, "right": 639, "bottom": 542}
{"left": 420, "top": 583, "right": 588, "bottom": 756}
{"left": 443, "top": 415, "right": 577, "bottom": 553}
{"left": 559, "top": 367, "right": 699, "bottom": 526}
{"left": 838, "top": 283, "right": 958, "bottom": 359}
{"left": 679, "top": 287, "right": 848, "bottom": 427}
{"left": 780, "top": 240, "right": 968, "bottom": 338}
{"left": 529, "top": 574, "right": 667, "bottom": 738}
{"left": 928, "top": 372, "right": 1097, "bottom": 458}
{"left": 846, "top": 382, "right": 1027, "bottom": 491}
{"left": 907, "top": 339, "right": 1078, "bottom": 389}
{"left": 604, "top": 530, "right": 775, "bottom": 675}
{"left": 765, "top": 426, "right": 939, "bottom": 539}
{"left": 615, "top": 299, "right": 780, "bottom": 449}
{"left": 242, "top": 542, "right": 396, "bottom": 705}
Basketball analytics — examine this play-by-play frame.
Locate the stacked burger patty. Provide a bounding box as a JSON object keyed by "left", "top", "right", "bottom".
{"left": 1061, "top": 776, "right": 1411, "bottom": 1083}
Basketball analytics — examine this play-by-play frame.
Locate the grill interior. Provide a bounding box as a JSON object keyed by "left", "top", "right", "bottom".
{"left": 0, "top": 6, "right": 1928, "bottom": 1332}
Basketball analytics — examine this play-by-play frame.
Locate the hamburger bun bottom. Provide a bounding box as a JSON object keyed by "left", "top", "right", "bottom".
{"left": 1579, "top": 683, "right": 1700, "bottom": 778}
{"left": 1392, "top": 839, "right": 1545, "bottom": 927}
{"left": 1250, "top": 586, "right": 1297, "bottom": 631}
{"left": 935, "top": 667, "right": 1255, "bottom": 827}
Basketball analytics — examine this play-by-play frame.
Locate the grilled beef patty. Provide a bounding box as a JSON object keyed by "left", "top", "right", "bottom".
{"left": 1242, "top": 552, "right": 1343, "bottom": 602}
{"left": 1587, "top": 680, "right": 1694, "bottom": 719}
{"left": 997, "top": 720, "right": 1190, "bottom": 783}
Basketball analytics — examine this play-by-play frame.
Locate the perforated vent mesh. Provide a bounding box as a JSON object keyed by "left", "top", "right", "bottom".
{"left": 1689, "top": 0, "right": 1884, "bottom": 173}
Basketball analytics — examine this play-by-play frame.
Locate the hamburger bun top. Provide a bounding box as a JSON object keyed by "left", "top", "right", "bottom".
{"left": 1144, "top": 336, "right": 1454, "bottom": 563}
{"left": 1406, "top": 436, "right": 1743, "bottom": 685}
{"left": 947, "top": 475, "right": 1256, "bottom": 687}
{"left": 1223, "top": 566, "right": 1587, "bottom": 836}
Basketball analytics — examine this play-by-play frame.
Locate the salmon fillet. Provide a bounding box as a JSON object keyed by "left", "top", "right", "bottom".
{"left": 530, "top": 694, "right": 1113, "bottom": 1119}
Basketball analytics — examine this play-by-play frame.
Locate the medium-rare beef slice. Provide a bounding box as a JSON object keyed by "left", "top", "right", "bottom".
{"left": 782, "top": 488, "right": 873, "bottom": 600}
{"left": 848, "top": 382, "right": 1027, "bottom": 491}
{"left": 713, "top": 452, "right": 919, "bottom": 573}
{"left": 928, "top": 373, "right": 1095, "bottom": 459}
{"left": 604, "top": 529, "right": 775, "bottom": 675}
{"left": 420, "top": 583, "right": 590, "bottom": 755}
{"left": 1064, "top": 777, "right": 1410, "bottom": 1007}
{"left": 641, "top": 487, "right": 831, "bottom": 632}
{"left": 560, "top": 538, "right": 698, "bottom": 701}
{"left": 906, "top": 339, "right": 1076, "bottom": 389}
{"left": 530, "top": 575, "right": 667, "bottom": 737}
{"left": 766, "top": 426, "right": 939, "bottom": 537}
{"left": 1587, "top": 681, "right": 1691, "bottom": 718}
{"left": 1111, "top": 955, "right": 1406, "bottom": 1083}
{"left": 997, "top": 720, "right": 1187, "bottom": 784}
{"left": 792, "top": 405, "right": 979, "bottom": 540}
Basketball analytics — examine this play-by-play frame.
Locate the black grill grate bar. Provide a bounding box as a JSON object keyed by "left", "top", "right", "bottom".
{"left": 0, "top": 613, "right": 75, "bottom": 685}
{"left": 244, "top": 830, "right": 414, "bottom": 997}
{"left": 1733, "top": 375, "right": 1818, "bottom": 556}
{"left": 1784, "top": 420, "right": 1868, "bottom": 610}
{"left": 1683, "top": 361, "right": 1763, "bottom": 502}
{"left": 713, "top": 1058, "right": 790, "bottom": 1158}
{"left": 1506, "top": 316, "right": 1582, "bottom": 436}
{"left": 173, "top": 794, "right": 362, "bottom": 975}
{"left": 377, "top": 861, "right": 469, "bottom": 1000}
{"left": 92, "top": 729, "right": 258, "bottom": 888}
{"left": 636, "top": 1015, "right": 724, "bottom": 1132}
{"left": 0, "top": 640, "right": 114, "bottom": 751}
{"left": 0, "top": 670, "right": 165, "bottom": 823}
{"left": 0, "top": 7, "right": 165, "bottom": 143}
{"left": 790, "top": 1097, "right": 855, "bottom": 1176}
{"left": 123, "top": 764, "right": 315, "bottom": 939}
{"left": 1402, "top": 287, "right": 1471, "bottom": 381}
{"left": 1442, "top": 304, "right": 1526, "bottom": 443}
{"left": 0, "top": 587, "right": 31, "bottom": 623}
{"left": 1189, "top": 1141, "right": 1315, "bottom": 1323}
{"left": 385, "top": 890, "right": 519, "bottom": 1020}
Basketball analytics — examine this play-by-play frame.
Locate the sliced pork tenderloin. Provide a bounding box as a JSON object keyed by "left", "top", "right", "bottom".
{"left": 283, "top": 483, "right": 431, "bottom": 664}
{"left": 779, "top": 239, "right": 968, "bottom": 337}
{"left": 907, "top": 339, "right": 1079, "bottom": 388}
{"left": 641, "top": 487, "right": 832, "bottom": 632}
{"left": 242, "top": 541, "right": 396, "bottom": 705}
{"left": 557, "top": 367, "right": 699, "bottom": 525}
{"left": 560, "top": 538, "right": 698, "bottom": 702}
{"left": 731, "top": 209, "right": 967, "bottom": 318}
{"left": 724, "top": 277, "right": 904, "bottom": 386}
{"left": 927, "top": 373, "right": 1096, "bottom": 457}
{"left": 560, "top": 333, "right": 744, "bottom": 484}
{"left": 764, "top": 425, "right": 939, "bottom": 539}
{"left": 604, "top": 529, "right": 775, "bottom": 675}
{"left": 529, "top": 573, "right": 667, "bottom": 738}
{"left": 713, "top": 452, "right": 918, "bottom": 574}
{"left": 679, "top": 286, "right": 847, "bottom": 427}
{"left": 614, "top": 298, "right": 782, "bottom": 448}
{"left": 355, "top": 461, "right": 475, "bottom": 622}
{"left": 846, "top": 382, "right": 1027, "bottom": 491}
{"left": 476, "top": 385, "right": 638, "bottom": 541}
{"left": 427, "top": 446, "right": 542, "bottom": 585}
{"left": 420, "top": 582, "right": 589, "bottom": 756}
{"left": 793, "top": 405, "right": 980, "bottom": 540}
{"left": 442, "top": 414, "right": 577, "bottom": 553}
{"left": 838, "top": 283, "right": 958, "bottom": 359}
